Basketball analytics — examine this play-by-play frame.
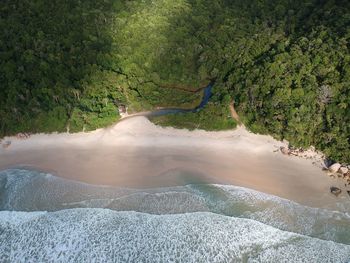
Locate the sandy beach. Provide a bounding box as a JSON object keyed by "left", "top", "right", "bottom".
{"left": 0, "top": 116, "right": 349, "bottom": 210}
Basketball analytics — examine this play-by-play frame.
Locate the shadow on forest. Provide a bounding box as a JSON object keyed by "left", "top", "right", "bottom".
{"left": 0, "top": 0, "right": 119, "bottom": 134}
{"left": 1, "top": 0, "right": 213, "bottom": 134}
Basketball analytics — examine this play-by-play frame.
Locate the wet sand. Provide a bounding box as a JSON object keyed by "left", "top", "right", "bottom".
{"left": 0, "top": 117, "right": 348, "bottom": 210}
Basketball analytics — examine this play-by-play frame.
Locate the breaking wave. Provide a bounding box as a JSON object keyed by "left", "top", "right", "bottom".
{"left": 1, "top": 169, "right": 350, "bottom": 262}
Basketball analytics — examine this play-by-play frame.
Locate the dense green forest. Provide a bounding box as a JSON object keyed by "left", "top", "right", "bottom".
{"left": 0, "top": 0, "right": 349, "bottom": 162}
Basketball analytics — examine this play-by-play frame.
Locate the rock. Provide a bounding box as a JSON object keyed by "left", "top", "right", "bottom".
{"left": 329, "top": 163, "right": 341, "bottom": 173}
{"left": 324, "top": 158, "right": 334, "bottom": 168}
{"left": 347, "top": 191, "right": 350, "bottom": 197}
{"left": 339, "top": 166, "right": 349, "bottom": 175}
{"left": 330, "top": 186, "right": 342, "bottom": 197}
{"left": 280, "top": 146, "right": 290, "bottom": 155}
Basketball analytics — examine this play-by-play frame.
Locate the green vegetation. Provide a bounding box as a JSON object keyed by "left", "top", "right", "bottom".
{"left": 0, "top": 0, "right": 202, "bottom": 134}
{"left": 151, "top": 104, "right": 236, "bottom": 131}
{"left": 220, "top": 0, "right": 350, "bottom": 163}
{"left": 152, "top": 88, "right": 236, "bottom": 131}
{"left": 0, "top": 0, "right": 349, "bottom": 162}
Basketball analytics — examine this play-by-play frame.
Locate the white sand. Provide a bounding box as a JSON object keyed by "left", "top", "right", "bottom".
{"left": 0, "top": 116, "right": 349, "bottom": 210}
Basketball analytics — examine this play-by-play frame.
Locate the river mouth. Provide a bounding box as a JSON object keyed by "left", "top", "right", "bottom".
{"left": 149, "top": 83, "right": 213, "bottom": 116}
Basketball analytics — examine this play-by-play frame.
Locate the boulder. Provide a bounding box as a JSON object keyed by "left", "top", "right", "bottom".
{"left": 330, "top": 186, "right": 341, "bottom": 197}
{"left": 324, "top": 158, "right": 334, "bottom": 168}
{"left": 280, "top": 147, "right": 290, "bottom": 155}
{"left": 329, "top": 163, "right": 341, "bottom": 173}
{"left": 339, "top": 166, "right": 349, "bottom": 175}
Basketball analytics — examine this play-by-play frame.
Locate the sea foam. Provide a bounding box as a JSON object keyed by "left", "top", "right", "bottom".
{"left": 1, "top": 169, "right": 350, "bottom": 244}
{"left": 1, "top": 209, "right": 350, "bottom": 263}
{"left": 1, "top": 169, "right": 350, "bottom": 262}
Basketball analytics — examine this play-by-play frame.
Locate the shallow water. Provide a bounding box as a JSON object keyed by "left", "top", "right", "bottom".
{"left": 1, "top": 169, "right": 350, "bottom": 262}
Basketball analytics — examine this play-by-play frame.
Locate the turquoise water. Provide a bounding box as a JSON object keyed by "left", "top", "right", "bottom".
{"left": 1, "top": 169, "right": 350, "bottom": 262}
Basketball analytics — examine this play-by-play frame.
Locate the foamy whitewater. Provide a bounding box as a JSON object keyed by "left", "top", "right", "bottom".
{"left": 1, "top": 169, "right": 350, "bottom": 262}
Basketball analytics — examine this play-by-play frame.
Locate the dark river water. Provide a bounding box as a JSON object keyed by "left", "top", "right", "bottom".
{"left": 147, "top": 83, "right": 213, "bottom": 117}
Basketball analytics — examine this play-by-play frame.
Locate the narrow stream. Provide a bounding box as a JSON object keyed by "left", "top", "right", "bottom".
{"left": 146, "top": 83, "right": 213, "bottom": 117}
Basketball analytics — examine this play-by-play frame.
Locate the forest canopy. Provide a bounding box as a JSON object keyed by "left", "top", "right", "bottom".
{"left": 0, "top": 0, "right": 349, "bottom": 162}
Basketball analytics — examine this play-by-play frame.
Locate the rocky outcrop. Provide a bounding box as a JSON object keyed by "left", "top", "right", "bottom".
{"left": 279, "top": 146, "right": 323, "bottom": 161}
{"left": 328, "top": 163, "right": 341, "bottom": 173}
{"left": 330, "top": 187, "right": 341, "bottom": 197}
{"left": 276, "top": 144, "right": 350, "bottom": 198}
{"left": 280, "top": 147, "right": 290, "bottom": 155}
{"left": 339, "top": 167, "right": 349, "bottom": 175}
{"left": 325, "top": 162, "right": 350, "bottom": 186}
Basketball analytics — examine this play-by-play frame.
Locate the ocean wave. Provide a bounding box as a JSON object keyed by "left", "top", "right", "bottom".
{"left": 1, "top": 209, "right": 350, "bottom": 263}
{"left": 1, "top": 168, "right": 350, "bottom": 246}
{"left": 191, "top": 184, "right": 350, "bottom": 245}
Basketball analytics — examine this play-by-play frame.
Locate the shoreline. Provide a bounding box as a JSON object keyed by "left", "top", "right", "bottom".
{"left": 1, "top": 116, "right": 349, "bottom": 211}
